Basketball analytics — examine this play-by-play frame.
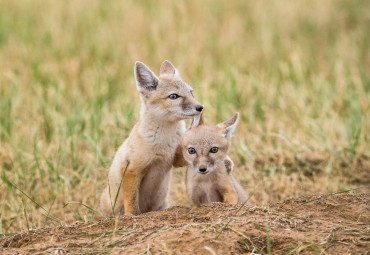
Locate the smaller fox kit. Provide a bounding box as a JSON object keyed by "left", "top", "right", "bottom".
{"left": 182, "top": 112, "right": 248, "bottom": 206}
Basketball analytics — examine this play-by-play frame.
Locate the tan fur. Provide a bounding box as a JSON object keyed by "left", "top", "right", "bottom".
{"left": 182, "top": 112, "right": 248, "bottom": 206}
{"left": 100, "top": 60, "right": 202, "bottom": 216}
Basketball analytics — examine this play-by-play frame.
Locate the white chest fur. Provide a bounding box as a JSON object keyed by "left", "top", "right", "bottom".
{"left": 139, "top": 120, "right": 184, "bottom": 160}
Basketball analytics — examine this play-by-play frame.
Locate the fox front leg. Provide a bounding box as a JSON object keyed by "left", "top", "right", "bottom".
{"left": 121, "top": 166, "right": 141, "bottom": 215}
{"left": 217, "top": 178, "right": 238, "bottom": 204}
{"left": 222, "top": 189, "right": 238, "bottom": 204}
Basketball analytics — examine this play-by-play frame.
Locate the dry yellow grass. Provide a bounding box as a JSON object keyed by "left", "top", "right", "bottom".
{"left": 0, "top": 0, "right": 369, "bottom": 234}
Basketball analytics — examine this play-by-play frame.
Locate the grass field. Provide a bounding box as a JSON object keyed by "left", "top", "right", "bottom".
{"left": 0, "top": 0, "right": 369, "bottom": 235}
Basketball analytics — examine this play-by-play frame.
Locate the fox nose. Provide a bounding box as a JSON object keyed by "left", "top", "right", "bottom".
{"left": 199, "top": 167, "right": 207, "bottom": 173}
{"left": 195, "top": 105, "right": 204, "bottom": 112}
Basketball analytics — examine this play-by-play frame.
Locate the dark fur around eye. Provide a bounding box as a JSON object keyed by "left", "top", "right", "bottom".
{"left": 209, "top": 147, "right": 218, "bottom": 153}
{"left": 188, "top": 147, "right": 196, "bottom": 154}
{"left": 169, "top": 94, "right": 180, "bottom": 99}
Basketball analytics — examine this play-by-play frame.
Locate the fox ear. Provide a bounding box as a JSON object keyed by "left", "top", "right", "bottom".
{"left": 224, "top": 156, "right": 234, "bottom": 174}
{"left": 217, "top": 112, "right": 239, "bottom": 140}
{"left": 134, "top": 61, "right": 159, "bottom": 92}
{"left": 160, "top": 60, "right": 178, "bottom": 76}
{"left": 188, "top": 111, "right": 204, "bottom": 130}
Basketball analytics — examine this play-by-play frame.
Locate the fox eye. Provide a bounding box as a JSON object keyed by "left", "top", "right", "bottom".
{"left": 209, "top": 147, "right": 218, "bottom": 153}
{"left": 169, "top": 94, "right": 180, "bottom": 100}
{"left": 188, "top": 147, "right": 196, "bottom": 154}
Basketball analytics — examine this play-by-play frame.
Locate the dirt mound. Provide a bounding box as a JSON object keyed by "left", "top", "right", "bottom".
{"left": 1, "top": 193, "right": 369, "bottom": 254}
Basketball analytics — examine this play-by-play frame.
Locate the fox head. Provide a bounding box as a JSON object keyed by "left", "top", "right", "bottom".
{"left": 182, "top": 112, "right": 239, "bottom": 174}
{"left": 134, "top": 60, "right": 203, "bottom": 122}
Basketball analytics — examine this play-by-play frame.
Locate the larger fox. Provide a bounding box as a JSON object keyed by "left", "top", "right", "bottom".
{"left": 100, "top": 60, "right": 203, "bottom": 216}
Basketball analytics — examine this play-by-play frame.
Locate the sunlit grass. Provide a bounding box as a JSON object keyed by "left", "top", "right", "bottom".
{"left": 0, "top": 0, "right": 369, "bottom": 233}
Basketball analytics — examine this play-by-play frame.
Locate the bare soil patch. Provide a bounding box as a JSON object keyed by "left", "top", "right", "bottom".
{"left": 1, "top": 193, "right": 369, "bottom": 254}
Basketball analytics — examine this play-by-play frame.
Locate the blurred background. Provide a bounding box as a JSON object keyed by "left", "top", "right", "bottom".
{"left": 0, "top": 0, "right": 369, "bottom": 233}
